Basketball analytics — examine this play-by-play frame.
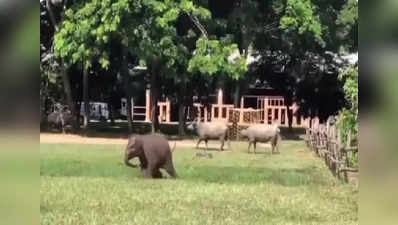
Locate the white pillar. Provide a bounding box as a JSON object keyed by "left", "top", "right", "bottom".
{"left": 218, "top": 89, "right": 223, "bottom": 105}
{"left": 145, "top": 89, "right": 151, "bottom": 122}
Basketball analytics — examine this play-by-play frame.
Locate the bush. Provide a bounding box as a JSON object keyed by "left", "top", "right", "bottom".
{"left": 338, "top": 65, "right": 358, "bottom": 167}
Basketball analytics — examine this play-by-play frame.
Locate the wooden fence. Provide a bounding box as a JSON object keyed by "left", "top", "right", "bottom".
{"left": 306, "top": 126, "right": 358, "bottom": 183}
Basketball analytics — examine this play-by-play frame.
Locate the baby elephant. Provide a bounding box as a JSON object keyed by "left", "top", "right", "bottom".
{"left": 124, "top": 135, "right": 177, "bottom": 178}
{"left": 240, "top": 124, "right": 281, "bottom": 154}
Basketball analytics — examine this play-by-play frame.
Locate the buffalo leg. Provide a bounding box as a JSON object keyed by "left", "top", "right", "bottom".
{"left": 271, "top": 140, "right": 275, "bottom": 154}
{"left": 196, "top": 139, "right": 202, "bottom": 149}
{"left": 248, "top": 141, "right": 252, "bottom": 153}
{"left": 204, "top": 140, "right": 208, "bottom": 152}
{"left": 219, "top": 137, "right": 224, "bottom": 151}
{"left": 253, "top": 141, "right": 257, "bottom": 154}
{"left": 271, "top": 138, "right": 275, "bottom": 155}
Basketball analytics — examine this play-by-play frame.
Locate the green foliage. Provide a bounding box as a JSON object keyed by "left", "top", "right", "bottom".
{"left": 338, "top": 65, "right": 358, "bottom": 167}
{"left": 280, "top": 0, "right": 324, "bottom": 45}
{"left": 54, "top": 0, "right": 133, "bottom": 69}
{"left": 41, "top": 141, "right": 358, "bottom": 225}
{"left": 337, "top": 0, "right": 358, "bottom": 26}
{"left": 188, "top": 38, "right": 247, "bottom": 80}
{"left": 54, "top": 0, "right": 214, "bottom": 74}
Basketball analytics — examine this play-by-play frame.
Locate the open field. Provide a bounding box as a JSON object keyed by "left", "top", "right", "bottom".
{"left": 40, "top": 138, "right": 358, "bottom": 225}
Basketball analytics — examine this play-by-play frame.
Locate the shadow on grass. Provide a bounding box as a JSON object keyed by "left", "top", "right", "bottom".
{"left": 180, "top": 165, "right": 330, "bottom": 187}
{"left": 41, "top": 121, "right": 307, "bottom": 141}
{"left": 41, "top": 157, "right": 329, "bottom": 187}
{"left": 195, "top": 147, "right": 230, "bottom": 152}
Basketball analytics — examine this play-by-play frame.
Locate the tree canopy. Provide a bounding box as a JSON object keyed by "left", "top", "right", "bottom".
{"left": 41, "top": 0, "right": 358, "bottom": 133}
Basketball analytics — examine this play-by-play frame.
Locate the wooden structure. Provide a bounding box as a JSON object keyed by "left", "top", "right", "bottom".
{"left": 240, "top": 95, "right": 311, "bottom": 127}
{"left": 193, "top": 103, "right": 210, "bottom": 122}
{"left": 306, "top": 124, "right": 358, "bottom": 183}
{"left": 188, "top": 89, "right": 321, "bottom": 140}
{"left": 121, "top": 89, "right": 170, "bottom": 123}
{"left": 157, "top": 100, "right": 171, "bottom": 122}
{"left": 122, "top": 89, "right": 320, "bottom": 132}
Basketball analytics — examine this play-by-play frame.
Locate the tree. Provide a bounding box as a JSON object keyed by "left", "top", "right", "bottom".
{"left": 338, "top": 65, "right": 358, "bottom": 167}
{"left": 250, "top": 0, "right": 357, "bottom": 127}
{"left": 54, "top": 0, "right": 139, "bottom": 132}
{"left": 338, "top": 65, "right": 358, "bottom": 141}
{"left": 54, "top": 0, "right": 242, "bottom": 134}
{"left": 42, "top": 0, "right": 81, "bottom": 131}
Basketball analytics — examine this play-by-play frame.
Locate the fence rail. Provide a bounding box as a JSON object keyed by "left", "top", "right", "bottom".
{"left": 306, "top": 126, "right": 358, "bottom": 183}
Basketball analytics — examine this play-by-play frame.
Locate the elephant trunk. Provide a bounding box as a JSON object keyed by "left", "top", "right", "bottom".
{"left": 124, "top": 149, "right": 137, "bottom": 168}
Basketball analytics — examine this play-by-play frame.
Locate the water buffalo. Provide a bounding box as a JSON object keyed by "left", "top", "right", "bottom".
{"left": 187, "top": 120, "right": 229, "bottom": 151}
{"left": 240, "top": 124, "right": 281, "bottom": 154}
{"left": 124, "top": 135, "right": 177, "bottom": 178}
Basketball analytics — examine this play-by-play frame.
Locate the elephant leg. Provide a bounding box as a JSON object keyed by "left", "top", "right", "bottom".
{"left": 124, "top": 152, "right": 136, "bottom": 168}
{"left": 152, "top": 168, "right": 163, "bottom": 179}
{"left": 139, "top": 155, "right": 148, "bottom": 169}
{"left": 142, "top": 163, "right": 158, "bottom": 178}
{"left": 142, "top": 168, "right": 152, "bottom": 178}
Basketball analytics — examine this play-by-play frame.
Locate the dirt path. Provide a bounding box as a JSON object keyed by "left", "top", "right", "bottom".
{"left": 40, "top": 133, "right": 242, "bottom": 148}
{"left": 40, "top": 133, "right": 128, "bottom": 145}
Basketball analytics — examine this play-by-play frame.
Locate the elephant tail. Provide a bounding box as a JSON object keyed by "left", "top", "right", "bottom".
{"left": 171, "top": 141, "right": 177, "bottom": 153}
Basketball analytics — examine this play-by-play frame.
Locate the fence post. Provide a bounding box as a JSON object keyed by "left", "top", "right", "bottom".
{"left": 343, "top": 130, "right": 352, "bottom": 182}
{"left": 336, "top": 129, "right": 342, "bottom": 179}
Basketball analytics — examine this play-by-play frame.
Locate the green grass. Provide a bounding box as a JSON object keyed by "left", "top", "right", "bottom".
{"left": 40, "top": 141, "right": 358, "bottom": 225}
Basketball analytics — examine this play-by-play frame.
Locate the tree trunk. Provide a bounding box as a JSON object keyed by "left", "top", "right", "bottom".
{"left": 233, "top": 46, "right": 248, "bottom": 107}
{"left": 61, "top": 64, "right": 78, "bottom": 131}
{"left": 286, "top": 105, "right": 293, "bottom": 131}
{"left": 178, "top": 103, "right": 185, "bottom": 136}
{"left": 177, "top": 77, "right": 187, "bottom": 136}
{"left": 233, "top": 83, "right": 240, "bottom": 107}
{"left": 150, "top": 64, "right": 160, "bottom": 133}
{"left": 83, "top": 68, "right": 90, "bottom": 129}
{"left": 121, "top": 45, "right": 133, "bottom": 133}
{"left": 46, "top": 0, "right": 59, "bottom": 31}
{"left": 109, "top": 103, "right": 115, "bottom": 126}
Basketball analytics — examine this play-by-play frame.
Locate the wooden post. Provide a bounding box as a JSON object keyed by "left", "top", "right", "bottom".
{"left": 131, "top": 98, "right": 134, "bottom": 121}
{"left": 291, "top": 104, "right": 297, "bottom": 126}
{"left": 240, "top": 97, "right": 244, "bottom": 109}
{"left": 211, "top": 105, "right": 215, "bottom": 121}
{"left": 336, "top": 128, "right": 342, "bottom": 178}
{"left": 158, "top": 102, "right": 165, "bottom": 123}
{"left": 344, "top": 130, "right": 352, "bottom": 182}
{"left": 204, "top": 106, "right": 208, "bottom": 122}
{"left": 277, "top": 107, "right": 282, "bottom": 125}
{"left": 166, "top": 99, "right": 171, "bottom": 122}
{"left": 145, "top": 89, "right": 151, "bottom": 122}
{"left": 218, "top": 89, "right": 223, "bottom": 105}
{"left": 197, "top": 105, "right": 201, "bottom": 121}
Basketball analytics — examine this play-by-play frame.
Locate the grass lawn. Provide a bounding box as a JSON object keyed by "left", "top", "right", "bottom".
{"left": 40, "top": 140, "right": 358, "bottom": 225}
